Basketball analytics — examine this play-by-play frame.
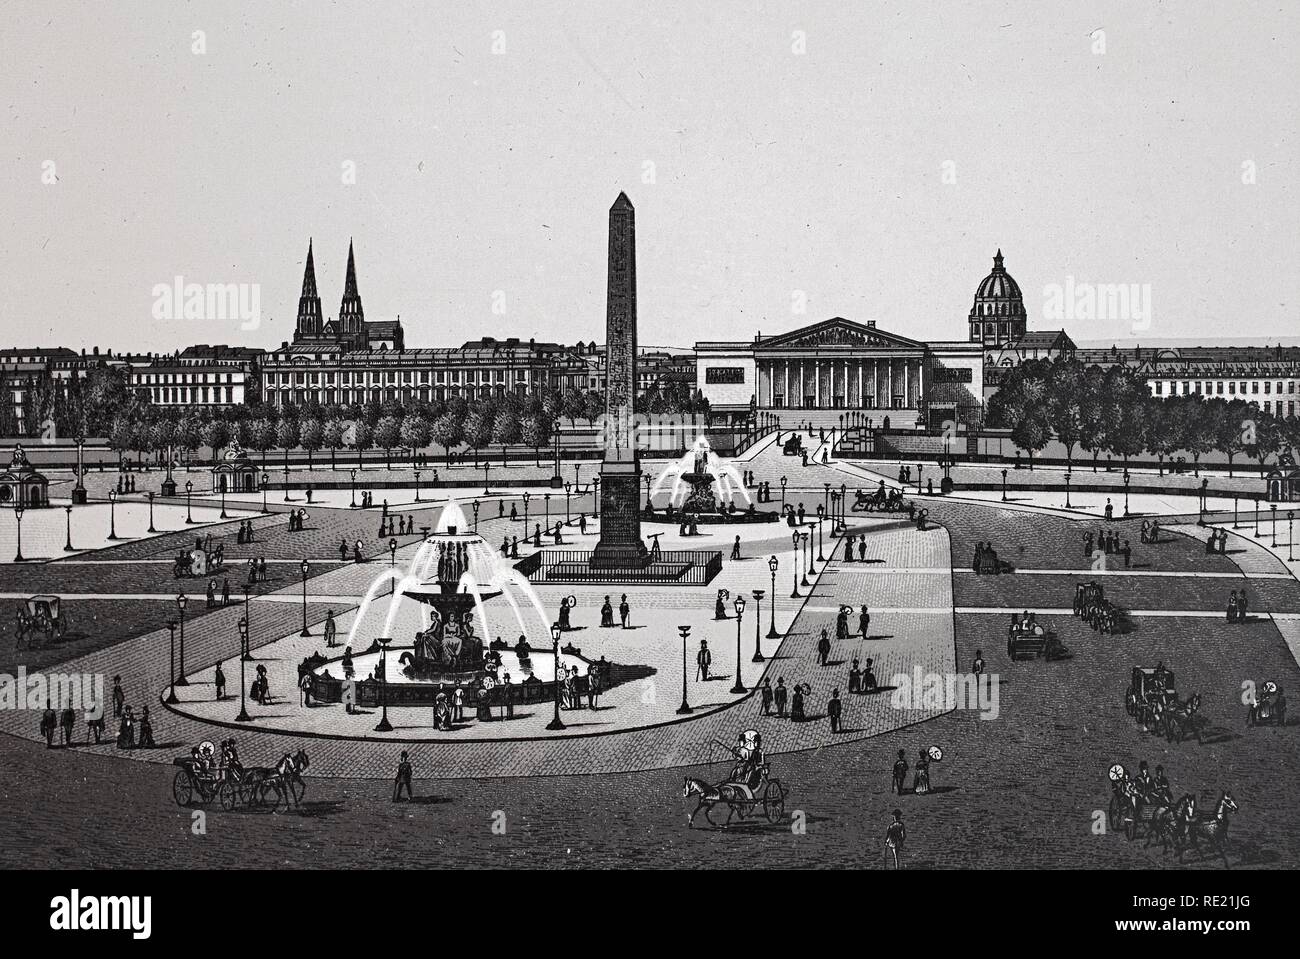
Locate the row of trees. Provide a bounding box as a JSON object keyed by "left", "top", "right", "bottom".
{"left": 98, "top": 379, "right": 711, "bottom": 470}
{"left": 2, "top": 365, "right": 136, "bottom": 440}
{"left": 988, "top": 357, "right": 1300, "bottom": 474}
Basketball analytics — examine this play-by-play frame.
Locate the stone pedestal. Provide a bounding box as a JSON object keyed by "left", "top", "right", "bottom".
{"left": 590, "top": 456, "right": 649, "bottom": 568}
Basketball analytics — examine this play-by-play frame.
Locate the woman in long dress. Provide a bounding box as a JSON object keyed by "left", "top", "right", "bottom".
{"left": 913, "top": 750, "right": 930, "bottom": 794}
{"left": 790, "top": 684, "right": 806, "bottom": 722}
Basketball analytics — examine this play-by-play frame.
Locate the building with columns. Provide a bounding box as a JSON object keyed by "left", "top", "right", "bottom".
{"left": 694, "top": 250, "right": 1066, "bottom": 430}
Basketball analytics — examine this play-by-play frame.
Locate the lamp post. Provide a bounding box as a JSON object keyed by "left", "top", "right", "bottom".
{"left": 63, "top": 504, "right": 74, "bottom": 552}
{"left": 815, "top": 506, "right": 825, "bottom": 561}
{"left": 349, "top": 468, "right": 357, "bottom": 508}
{"left": 482, "top": 463, "right": 490, "bottom": 495}
{"left": 107, "top": 489, "right": 119, "bottom": 540}
{"left": 175, "top": 593, "right": 189, "bottom": 685}
{"left": 165, "top": 620, "right": 179, "bottom": 704}
{"left": 236, "top": 617, "right": 252, "bottom": 722}
{"left": 676, "top": 624, "right": 693, "bottom": 715}
{"left": 1233, "top": 496, "right": 1239, "bottom": 529}
{"left": 780, "top": 476, "right": 787, "bottom": 511}
{"left": 840, "top": 483, "right": 846, "bottom": 531}
{"left": 1255, "top": 496, "right": 1261, "bottom": 537}
{"left": 414, "top": 470, "right": 421, "bottom": 503}
{"left": 298, "top": 559, "right": 311, "bottom": 636}
{"left": 546, "top": 623, "right": 566, "bottom": 730}
{"left": 1123, "top": 471, "right": 1131, "bottom": 517}
{"left": 242, "top": 586, "right": 252, "bottom": 661}
{"left": 917, "top": 464, "right": 924, "bottom": 495}
{"left": 544, "top": 493, "right": 550, "bottom": 530}
{"left": 564, "top": 481, "right": 572, "bottom": 525}
{"left": 283, "top": 455, "right": 291, "bottom": 501}
{"left": 472, "top": 499, "right": 480, "bottom": 533}
{"left": 389, "top": 537, "right": 398, "bottom": 568}
{"left": 592, "top": 476, "right": 599, "bottom": 516}
{"left": 1001, "top": 469, "right": 1008, "bottom": 503}
{"left": 1270, "top": 504, "right": 1278, "bottom": 547}
{"left": 219, "top": 481, "right": 228, "bottom": 519}
{"left": 752, "top": 588, "right": 766, "bottom": 662}
{"left": 766, "top": 556, "right": 779, "bottom": 641}
{"left": 730, "top": 596, "right": 748, "bottom": 694}
{"left": 522, "top": 492, "right": 530, "bottom": 530}
{"left": 823, "top": 482, "right": 830, "bottom": 515}
{"left": 11, "top": 504, "right": 23, "bottom": 562}
{"left": 1199, "top": 479, "right": 1209, "bottom": 526}
{"left": 1064, "top": 470, "right": 1072, "bottom": 509}
{"left": 374, "top": 635, "right": 393, "bottom": 732}
{"left": 790, "top": 533, "right": 801, "bottom": 598}
{"left": 1289, "top": 510, "right": 1295, "bottom": 562}
{"left": 184, "top": 480, "right": 194, "bottom": 524}
{"left": 801, "top": 531, "right": 811, "bottom": 586}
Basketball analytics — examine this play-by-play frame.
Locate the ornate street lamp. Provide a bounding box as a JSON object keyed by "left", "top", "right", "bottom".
{"left": 260, "top": 472, "right": 269, "bottom": 513}
{"left": 414, "top": 469, "right": 421, "bottom": 503}
{"left": 1065, "top": 470, "right": 1072, "bottom": 509}
{"left": 165, "top": 620, "right": 179, "bottom": 704}
{"left": 298, "top": 559, "right": 311, "bottom": 636}
{"left": 1289, "top": 510, "right": 1295, "bottom": 563}
{"left": 789, "top": 532, "right": 801, "bottom": 598}
{"left": 1001, "top": 469, "right": 1008, "bottom": 503}
{"left": 107, "top": 488, "right": 119, "bottom": 540}
{"left": 184, "top": 480, "right": 194, "bottom": 524}
{"left": 63, "top": 504, "right": 74, "bottom": 552}
{"left": 175, "top": 593, "right": 189, "bottom": 685}
{"left": 1270, "top": 504, "right": 1278, "bottom": 547}
{"left": 236, "top": 617, "right": 252, "bottom": 722}
{"left": 546, "top": 623, "right": 566, "bottom": 730}
{"left": 1255, "top": 496, "right": 1261, "bottom": 537}
{"left": 544, "top": 493, "right": 550, "bottom": 530}
{"left": 730, "top": 596, "right": 748, "bottom": 694}
{"left": 389, "top": 537, "right": 398, "bottom": 570}
{"left": 146, "top": 490, "right": 156, "bottom": 533}
{"left": 767, "top": 555, "right": 780, "bottom": 640}
{"left": 801, "top": 531, "right": 811, "bottom": 585}
{"left": 374, "top": 635, "right": 393, "bottom": 732}
{"left": 1123, "top": 471, "right": 1131, "bottom": 517}
{"left": 564, "top": 481, "right": 572, "bottom": 525}
{"left": 917, "top": 464, "right": 924, "bottom": 495}
{"left": 219, "top": 481, "right": 228, "bottom": 519}
{"left": 242, "top": 586, "right": 253, "bottom": 661}
{"left": 349, "top": 468, "right": 357, "bottom": 508}
{"left": 815, "top": 506, "right": 825, "bottom": 561}
{"left": 522, "top": 491, "right": 530, "bottom": 530}
{"left": 676, "top": 624, "right": 693, "bottom": 715}
{"left": 592, "top": 476, "right": 600, "bottom": 516}
{"left": 472, "top": 499, "right": 480, "bottom": 533}
{"left": 644, "top": 475, "right": 652, "bottom": 510}
{"left": 780, "top": 475, "right": 788, "bottom": 511}
{"left": 482, "top": 462, "right": 491, "bottom": 495}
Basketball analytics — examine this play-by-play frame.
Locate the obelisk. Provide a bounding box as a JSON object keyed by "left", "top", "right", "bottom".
{"left": 590, "top": 192, "right": 651, "bottom": 569}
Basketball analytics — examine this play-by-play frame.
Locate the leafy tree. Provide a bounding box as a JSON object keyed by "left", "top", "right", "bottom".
{"left": 351, "top": 418, "right": 374, "bottom": 468}
{"left": 493, "top": 407, "right": 521, "bottom": 466}
{"left": 399, "top": 413, "right": 431, "bottom": 465}
{"left": 431, "top": 411, "right": 463, "bottom": 466}
{"left": 522, "top": 411, "right": 552, "bottom": 467}
{"left": 323, "top": 417, "right": 346, "bottom": 470}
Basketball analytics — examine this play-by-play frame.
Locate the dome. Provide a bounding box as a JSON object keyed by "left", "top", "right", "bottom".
{"left": 974, "top": 250, "right": 1023, "bottom": 301}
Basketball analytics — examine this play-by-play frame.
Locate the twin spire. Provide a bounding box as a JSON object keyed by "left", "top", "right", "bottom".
{"left": 295, "top": 238, "right": 363, "bottom": 339}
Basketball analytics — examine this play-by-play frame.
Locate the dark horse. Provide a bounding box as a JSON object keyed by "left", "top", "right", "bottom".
{"left": 684, "top": 777, "right": 748, "bottom": 828}
{"left": 249, "top": 749, "right": 310, "bottom": 810}
{"left": 1186, "top": 791, "right": 1239, "bottom": 868}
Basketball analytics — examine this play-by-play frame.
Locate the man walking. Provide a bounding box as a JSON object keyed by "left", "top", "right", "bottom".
{"left": 885, "top": 809, "right": 907, "bottom": 869}
{"left": 323, "top": 610, "right": 337, "bottom": 648}
{"left": 696, "top": 640, "right": 712, "bottom": 681}
{"left": 828, "top": 689, "right": 842, "bottom": 733}
{"left": 730, "top": 535, "right": 741, "bottom": 560}
{"left": 760, "top": 677, "right": 773, "bottom": 715}
{"left": 892, "top": 749, "right": 909, "bottom": 794}
{"left": 619, "top": 594, "right": 630, "bottom": 628}
{"left": 215, "top": 661, "right": 227, "bottom": 701}
{"left": 817, "top": 628, "right": 831, "bottom": 666}
{"left": 774, "top": 676, "right": 788, "bottom": 717}
{"left": 392, "top": 750, "right": 413, "bottom": 802}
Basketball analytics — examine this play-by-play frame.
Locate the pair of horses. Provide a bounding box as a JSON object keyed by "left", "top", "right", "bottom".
{"left": 1142, "top": 694, "right": 1202, "bottom": 743}
{"left": 240, "top": 749, "right": 309, "bottom": 810}
{"left": 1141, "top": 791, "right": 1239, "bottom": 867}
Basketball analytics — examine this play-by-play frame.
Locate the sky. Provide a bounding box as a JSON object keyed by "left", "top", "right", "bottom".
{"left": 2, "top": 0, "right": 1296, "bottom": 353}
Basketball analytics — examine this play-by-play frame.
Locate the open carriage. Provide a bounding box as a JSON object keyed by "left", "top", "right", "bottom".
{"left": 1247, "top": 681, "right": 1287, "bottom": 727}
{"left": 684, "top": 763, "right": 786, "bottom": 828}
{"left": 1126, "top": 665, "right": 1178, "bottom": 733}
{"left": 1005, "top": 614, "right": 1068, "bottom": 661}
{"left": 14, "top": 595, "right": 71, "bottom": 648}
{"left": 173, "top": 538, "right": 225, "bottom": 579}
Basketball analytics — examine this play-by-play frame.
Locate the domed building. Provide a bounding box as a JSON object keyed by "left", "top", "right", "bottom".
{"left": 968, "top": 249, "right": 1027, "bottom": 346}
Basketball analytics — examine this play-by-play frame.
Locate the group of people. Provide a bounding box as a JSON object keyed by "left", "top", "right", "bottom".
{"left": 891, "top": 748, "right": 935, "bottom": 795}
{"left": 831, "top": 605, "right": 871, "bottom": 642}
{"left": 1085, "top": 528, "right": 1132, "bottom": 566}
{"left": 234, "top": 520, "right": 258, "bottom": 543}
{"left": 840, "top": 533, "right": 872, "bottom": 563}
{"left": 972, "top": 541, "right": 1005, "bottom": 574}
{"left": 380, "top": 513, "right": 416, "bottom": 537}
{"left": 337, "top": 538, "right": 367, "bottom": 562}
{"left": 286, "top": 508, "right": 309, "bottom": 532}
{"left": 205, "top": 577, "right": 232, "bottom": 607}
{"left": 1140, "top": 519, "right": 1165, "bottom": 544}
{"left": 1204, "top": 528, "right": 1229, "bottom": 554}
{"left": 1226, "top": 589, "right": 1250, "bottom": 623}
{"left": 599, "top": 594, "right": 632, "bottom": 628}
{"left": 114, "top": 474, "right": 139, "bottom": 494}
{"left": 245, "top": 556, "right": 270, "bottom": 584}
{"left": 756, "top": 676, "right": 814, "bottom": 721}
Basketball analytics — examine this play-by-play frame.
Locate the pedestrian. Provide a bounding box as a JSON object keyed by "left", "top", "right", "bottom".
{"left": 848, "top": 658, "right": 861, "bottom": 694}
{"left": 790, "top": 683, "right": 806, "bottom": 721}
{"left": 760, "top": 677, "right": 773, "bottom": 714}
{"left": 393, "top": 750, "right": 413, "bottom": 802}
{"left": 859, "top": 604, "right": 870, "bottom": 639}
{"left": 299, "top": 672, "right": 312, "bottom": 706}
{"left": 453, "top": 682, "right": 465, "bottom": 721}
{"left": 215, "top": 661, "right": 227, "bottom": 700}
{"left": 60, "top": 703, "right": 75, "bottom": 746}
{"left": 885, "top": 809, "right": 906, "bottom": 869}
{"left": 138, "top": 706, "right": 155, "bottom": 748}
{"left": 730, "top": 535, "right": 741, "bottom": 560}
{"left": 324, "top": 610, "right": 337, "bottom": 647}
{"left": 221, "top": 578, "right": 230, "bottom": 606}
{"left": 892, "top": 748, "right": 909, "bottom": 794}
{"left": 111, "top": 676, "right": 124, "bottom": 718}
{"left": 619, "top": 594, "right": 630, "bottom": 628}
{"left": 817, "top": 628, "right": 831, "bottom": 666}
{"left": 1122, "top": 539, "right": 1132, "bottom": 568}
{"left": 774, "top": 676, "right": 788, "bottom": 717}
{"left": 696, "top": 640, "right": 711, "bottom": 681}
{"left": 828, "top": 689, "right": 842, "bottom": 733}
{"left": 913, "top": 748, "right": 931, "bottom": 794}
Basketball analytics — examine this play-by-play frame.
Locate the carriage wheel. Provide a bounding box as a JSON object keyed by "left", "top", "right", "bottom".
{"left": 172, "top": 771, "right": 194, "bottom": 807}
{"left": 1108, "top": 795, "right": 1122, "bottom": 830}
{"left": 218, "top": 780, "right": 239, "bottom": 812}
{"left": 763, "top": 781, "right": 786, "bottom": 823}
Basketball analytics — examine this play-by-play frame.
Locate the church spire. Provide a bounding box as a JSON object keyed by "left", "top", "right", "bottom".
{"left": 295, "top": 238, "right": 322, "bottom": 338}
{"left": 339, "top": 238, "right": 364, "bottom": 334}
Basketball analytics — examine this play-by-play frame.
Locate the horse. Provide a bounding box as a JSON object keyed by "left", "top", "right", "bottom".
{"left": 262, "top": 749, "right": 310, "bottom": 810}
{"left": 683, "top": 777, "right": 746, "bottom": 828}
{"left": 1148, "top": 793, "right": 1196, "bottom": 857}
{"left": 1164, "top": 694, "right": 1202, "bottom": 743}
{"left": 1187, "top": 792, "right": 1239, "bottom": 868}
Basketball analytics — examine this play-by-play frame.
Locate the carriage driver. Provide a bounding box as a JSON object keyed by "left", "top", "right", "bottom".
{"left": 724, "top": 730, "right": 765, "bottom": 791}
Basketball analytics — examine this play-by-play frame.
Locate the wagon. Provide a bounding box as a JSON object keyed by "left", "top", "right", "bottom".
{"left": 685, "top": 763, "right": 787, "bottom": 828}
{"left": 14, "top": 595, "right": 71, "bottom": 647}
{"left": 1007, "top": 621, "right": 1049, "bottom": 660}
{"left": 172, "top": 755, "right": 289, "bottom": 811}
{"left": 1126, "top": 666, "right": 1177, "bottom": 731}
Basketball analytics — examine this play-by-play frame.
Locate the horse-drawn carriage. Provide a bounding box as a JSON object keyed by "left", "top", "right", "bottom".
{"left": 172, "top": 741, "right": 308, "bottom": 812}
{"left": 781, "top": 434, "right": 805, "bottom": 456}
{"left": 684, "top": 732, "right": 787, "bottom": 828}
{"left": 173, "top": 538, "right": 225, "bottom": 579}
{"left": 14, "top": 595, "right": 71, "bottom": 648}
{"left": 1246, "top": 680, "right": 1287, "bottom": 727}
{"left": 852, "top": 485, "right": 910, "bottom": 514}
{"left": 1006, "top": 614, "right": 1069, "bottom": 661}
{"left": 1126, "top": 665, "right": 1202, "bottom": 742}
{"left": 1106, "top": 765, "right": 1239, "bottom": 865}
{"left": 1074, "top": 581, "right": 1119, "bottom": 634}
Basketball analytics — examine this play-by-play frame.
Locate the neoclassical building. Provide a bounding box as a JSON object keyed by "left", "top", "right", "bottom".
{"left": 695, "top": 251, "right": 1055, "bottom": 429}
